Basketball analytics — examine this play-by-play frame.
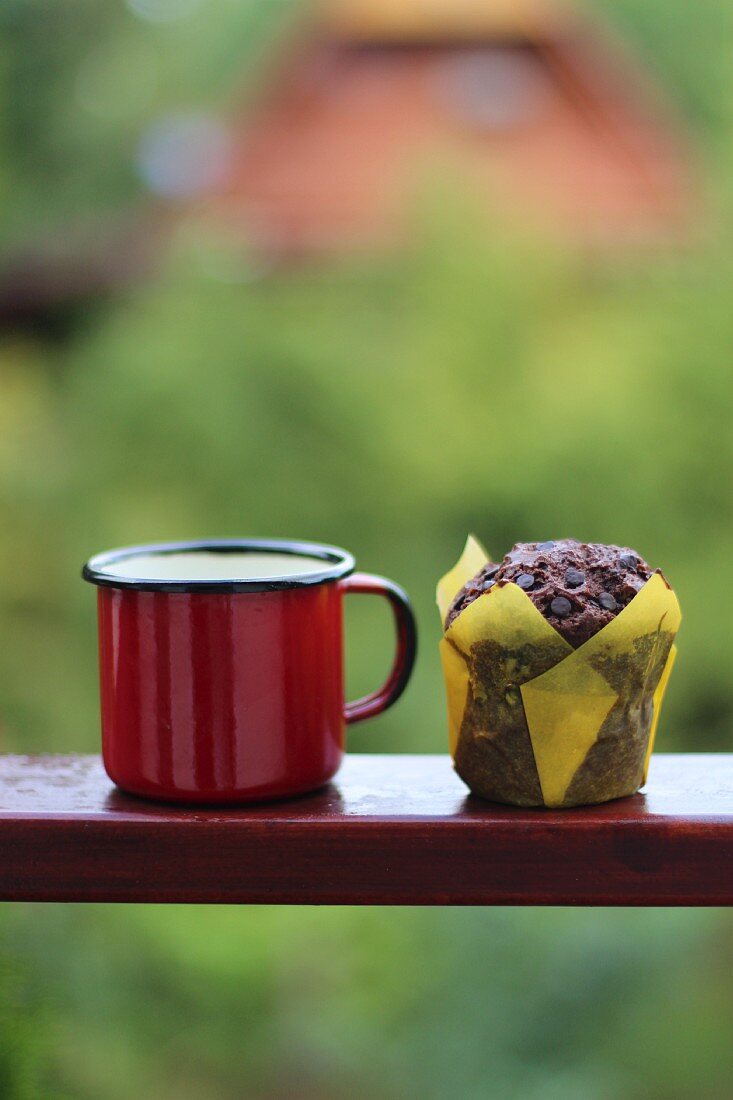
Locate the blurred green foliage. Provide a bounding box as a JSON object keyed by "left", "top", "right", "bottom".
{"left": 0, "top": 1, "right": 732, "bottom": 1098}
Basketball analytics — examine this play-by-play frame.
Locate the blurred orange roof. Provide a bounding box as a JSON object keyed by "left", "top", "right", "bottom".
{"left": 318, "top": 0, "right": 568, "bottom": 41}
{"left": 209, "top": 0, "right": 700, "bottom": 257}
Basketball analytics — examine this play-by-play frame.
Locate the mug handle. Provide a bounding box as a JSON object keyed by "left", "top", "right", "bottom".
{"left": 340, "top": 572, "right": 417, "bottom": 725}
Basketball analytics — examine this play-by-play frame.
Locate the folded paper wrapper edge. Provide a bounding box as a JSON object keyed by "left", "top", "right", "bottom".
{"left": 439, "top": 640, "right": 469, "bottom": 758}
{"left": 643, "top": 643, "right": 677, "bottom": 786}
{"left": 436, "top": 534, "right": 489, "bottom": 624}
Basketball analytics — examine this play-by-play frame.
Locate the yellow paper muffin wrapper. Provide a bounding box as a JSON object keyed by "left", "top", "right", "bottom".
{"left": 438, "top": 537, "right": 681, "bottom": 807}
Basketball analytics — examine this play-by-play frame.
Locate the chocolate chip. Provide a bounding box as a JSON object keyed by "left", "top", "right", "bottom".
{"left": 516, "top": 573, "right": 535, "bottom": 591}
{"left": 550, "top": 596, "right": 572, "bottom": 618}
{"left": 481, "top": 579, "right": 496, "bottom": 592}
{"left": 598, "top": 592, "right": 617, "bottom": 611}
{"left": 484, "top": 565, "right": 499, "bottom": 580}
{"left": 538, "top": 541, "right": 556, "bottom": 550}
{"left": 565, "top": 568, "right": 585, "bottom": 589}
{"left": 619, "top": 553, "right": 638, "bottom": 570}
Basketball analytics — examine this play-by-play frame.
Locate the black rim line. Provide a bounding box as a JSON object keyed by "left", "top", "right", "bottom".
{"left": 82, "top": 539, "right": 356, "bottom": 594}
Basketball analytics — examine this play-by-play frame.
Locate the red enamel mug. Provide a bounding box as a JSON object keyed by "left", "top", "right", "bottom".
{"left": 83, "top": 539, "right": 417, "bottom": 803}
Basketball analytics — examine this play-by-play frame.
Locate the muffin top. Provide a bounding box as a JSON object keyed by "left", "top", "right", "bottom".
{"left": 445, "top": 539, "right": 662, "bottom": 647}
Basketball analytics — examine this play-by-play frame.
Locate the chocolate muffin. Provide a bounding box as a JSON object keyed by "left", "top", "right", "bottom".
{"left": 445, "top": 539, "right": 663, "bottom": 647}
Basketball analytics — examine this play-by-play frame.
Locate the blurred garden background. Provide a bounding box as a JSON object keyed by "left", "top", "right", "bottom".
{"left": 1, "top": 0, "right": 733, "bottom": 1096}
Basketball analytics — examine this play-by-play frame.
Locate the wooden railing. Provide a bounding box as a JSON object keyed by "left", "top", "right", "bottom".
{"left": 0, "top": 753, "right": 730, "bottom": 905}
